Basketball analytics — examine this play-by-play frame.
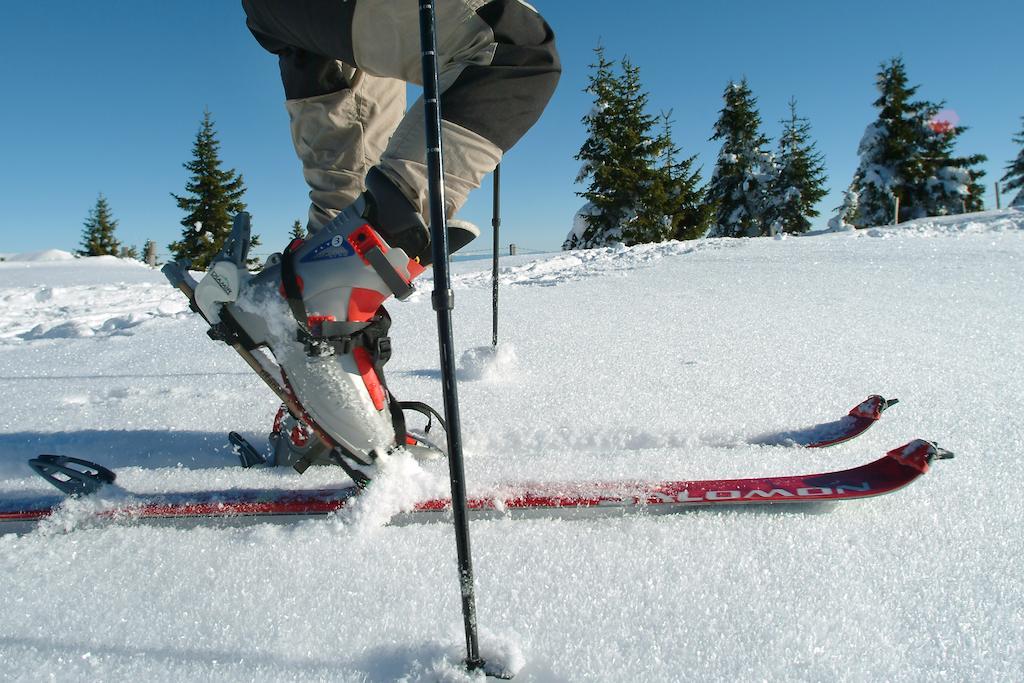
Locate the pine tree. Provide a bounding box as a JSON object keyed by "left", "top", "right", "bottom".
{"left": 566, "top": 47, "right": 623, "bottom": 250}
{"left": 1001, "top": 116, "right": 1024, "bottom": 207}
{"left": 707, "top": 79, "right": 773, "bottom": 238}
{"left": 614, "top": 58, "right": 673, "bottom": 245}
{"left": 290, "top": 219, "right": 306, "bottom": 240}
{"left": 169, "top": 110, "right": 253, "bottom": 269}
{"left": 78, "top": 193, "right": 122, "bottom": 256}
{"left": 919, "top": 105, "right": 987, "bottom": 215}
{"left": 567, "top": 48, "right": 666, "bottom": 249}
{"left": 766, "top": 99, "right": 828, "bottom": 234}
{"left": 851, "top": 58, "right": 932, "bottom": 227}
{"left": 850, "top": 58, "right": 986, "bottom": 226}
{"left": 650, "top": 113, "right": 713, "bottom": 241}
{"left": 119, "top": 244, "right": 140, "bottom": 260}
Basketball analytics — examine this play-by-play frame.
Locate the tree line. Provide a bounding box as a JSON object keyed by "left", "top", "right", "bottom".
{"left": 75, "top": 65, "right": 1024, "bottom": 262}
{"left": 567, "top": 49, "right": 1024, "bottom": 250}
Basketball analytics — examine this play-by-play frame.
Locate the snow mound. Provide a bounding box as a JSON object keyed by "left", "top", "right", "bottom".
{"left": 862, "top": 208, "right": 1024, "bottom": 237}
{"left": 458, "top": 344, "right": 518, "bottom": 382}
{"left": 339, "top": 451, "right": 448, "bottom": 534}
{"left": 448, "top": 238, "right": 732, "bottom": 290}
{"left": 3, "top": 249, "right": 76, "bottom": 262}
{"left": 0, "top": 283, "right": 189, "bottom": 342}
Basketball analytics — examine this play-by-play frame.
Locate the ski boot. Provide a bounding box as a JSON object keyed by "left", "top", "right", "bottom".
{"left": 268, "top": 401, "right": 448, "bottom": 470}
{"left": 193, "top": 168, "right": 475, "bottom": 484}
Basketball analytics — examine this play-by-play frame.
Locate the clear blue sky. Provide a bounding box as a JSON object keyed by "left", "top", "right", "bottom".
{"left": 1, "top": 1, "right": 1021, "bottom": 256}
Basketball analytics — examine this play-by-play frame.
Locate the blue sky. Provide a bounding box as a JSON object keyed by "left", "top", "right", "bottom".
{"left": 1, "top": 1, "right": 1021, "bottom": 257}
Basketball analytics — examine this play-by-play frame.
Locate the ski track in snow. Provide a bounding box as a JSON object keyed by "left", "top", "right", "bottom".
{"left": 1, "top": 210, "right": 1023, "bottom": 681}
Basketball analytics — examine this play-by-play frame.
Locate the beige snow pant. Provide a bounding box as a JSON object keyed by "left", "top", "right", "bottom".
{"left": 242, "top": 0, "right": 560, "bottom": 231}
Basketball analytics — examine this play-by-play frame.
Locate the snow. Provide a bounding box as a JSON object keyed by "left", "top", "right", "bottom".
{"left": 2, "top": 209, "right": 1024, "bottom": 680}
{"left": 2, "top": 248, "right": 78, "bottom": 262}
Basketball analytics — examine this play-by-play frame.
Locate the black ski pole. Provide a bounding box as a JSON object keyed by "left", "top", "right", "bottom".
{"left": 417, "top": 0, "right": 486, "bottom": 674}
{"left": 491, "top": 164, "right": 501, "bottom": 348}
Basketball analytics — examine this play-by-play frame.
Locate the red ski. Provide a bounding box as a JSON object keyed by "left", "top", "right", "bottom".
{"left": 754, "top": 394, "right": 899, "bottom": 448}
{"left": 0, "top": 440, "right": 950, "bottom": 535}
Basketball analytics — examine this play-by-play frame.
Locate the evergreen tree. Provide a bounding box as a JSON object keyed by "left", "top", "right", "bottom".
{"left": 651, "top": 113, "right": 714, "bottom": 241}
{"left": 290, "top": 219, "right": 306, "bottom": 240}
{"left": 169, "top": 110, "right": 253, "bottom": 269}
{"left": 766, "top": 99, "right": 828, "bottom": 234}
{"left": 1001, "top": 116, "right": 1024, "bottom": 207}
{"left": 919, "top": 105, "right": 987, "bottom": 215}
{"left": 567, "top": 48, "right": 666, "bottom": 249}
{"left": 566, "top": 47, "right": 624, "bottom": 250}
{"left": 707, "top": 79, "right": 773, "bottom": 237}
{"left": 78, "top": 193, "right": 122, "bottom": 256}
{"left": 851, "top": 58, "right": 932, "bottom": 227}
{"left": 851, "top": 58, "right": 987, "bottom": 226}
{"left": 119, "top": 244, "right": 140, "bottom": 260}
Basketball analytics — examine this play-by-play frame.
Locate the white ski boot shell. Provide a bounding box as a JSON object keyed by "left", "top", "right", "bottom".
{"left": 193, "top": 171, "right": 478, "bottom": 482}
{"left": 194, "top": 207, "right": 420, "bottom": 482}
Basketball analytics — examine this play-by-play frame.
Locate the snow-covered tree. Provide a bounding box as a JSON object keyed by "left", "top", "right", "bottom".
{"left": 851, "top": 58, "right": 987, "bottom": 226}
{"left": 851, "top": 58, "right": 932, "bottom": 227}
{"left": 169, "top": 110, "right": 255, "bottom": 269}
{"left": 1001, "top": 116, "right": 1024, "bottom": 207}
{"left": 707, "top": 79, "right": 773, "bottom": 238}
{"left": 827, "top": 186, "right": 859, "bottom": 232}
{"left": 919, "top": 105, "right": 987, "bottom": 216}
{"left": 765, "top": 99, "right": 828, "bottom": 234}
{"left": 78, "top": 193, "right": 121, "bottom": 257}
{"left": 567, "top": 48, "right": 667, "bottom": 249}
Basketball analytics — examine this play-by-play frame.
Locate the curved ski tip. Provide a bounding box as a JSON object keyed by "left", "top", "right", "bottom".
{"left": 886, "top": 439, "right": 954, "bottom": 474}
{"left": 851, "top": 395, "right": 893, "bottom": 420}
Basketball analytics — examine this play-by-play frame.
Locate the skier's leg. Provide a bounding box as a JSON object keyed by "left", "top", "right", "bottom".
{"left": 288, "top": 73, "right": 405, "bottom": 232}
{"left": 222, "top": 1, "right": 558, "bottom": 479}
{"left": 243, "top": 0, "right": 561, "bottom": 220}
{"left": 354, "top": 0, "right": 561, "bottom": 219}
{"left": 246, "top": 20, "right": 406, "bottom": 232}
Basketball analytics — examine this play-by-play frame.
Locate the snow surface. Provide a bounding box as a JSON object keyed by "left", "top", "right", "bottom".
{"left": 1, "top": 248, "right": 79, "bottom": 262}
{"left": 1, "top": 210, "right": 1023, "bottom": 680}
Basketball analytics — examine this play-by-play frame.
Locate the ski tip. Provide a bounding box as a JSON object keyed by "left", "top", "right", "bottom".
{"left": 851, "top": 395, "right": 895, "bottom": 420}
{"left": 887, "top": 439, "right": 954, "bottom": 474}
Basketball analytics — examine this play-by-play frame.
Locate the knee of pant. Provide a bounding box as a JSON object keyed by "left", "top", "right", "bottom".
{"left": 478, "top": 0, "right": 561, "bottom": 77}
{"left": 278, "top": 50, "right": 351, "bottom": 100}
{"left": 441, "top": 1, "right": 561, "bottom": 151}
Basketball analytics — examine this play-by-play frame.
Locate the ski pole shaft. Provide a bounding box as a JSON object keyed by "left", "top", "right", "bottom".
{"left": 417, "top": 0, "right": 484, "bottom": 673}
{"left": 492, "top": 164, "right": 501, "bottom": 348}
